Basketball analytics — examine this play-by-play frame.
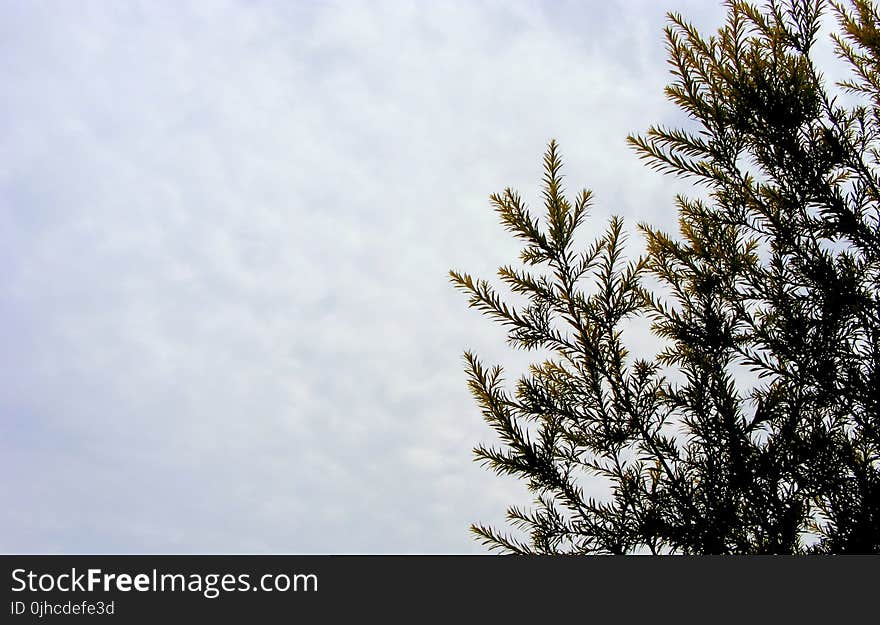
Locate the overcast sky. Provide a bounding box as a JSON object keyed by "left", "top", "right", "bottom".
{"left": 0, "top": 0, "right": 744, "bottom": 554}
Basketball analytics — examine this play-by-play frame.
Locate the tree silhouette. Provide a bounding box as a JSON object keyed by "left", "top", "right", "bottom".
{"left": 451, "top": 0, "right": 880, "bottom": 554}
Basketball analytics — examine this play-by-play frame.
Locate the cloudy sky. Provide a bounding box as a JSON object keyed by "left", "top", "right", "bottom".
{"left": 0, "top": 0, "right": 744, "bottom": 554}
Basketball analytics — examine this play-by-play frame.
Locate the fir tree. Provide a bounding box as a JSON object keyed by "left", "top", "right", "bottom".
{"left": 451, "top": 0, "right": 880, "bottom": 554}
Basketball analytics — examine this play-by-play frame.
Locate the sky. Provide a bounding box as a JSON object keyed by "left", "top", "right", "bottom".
{"left": 0, "top": 0, "right": 749, "bottom": 554}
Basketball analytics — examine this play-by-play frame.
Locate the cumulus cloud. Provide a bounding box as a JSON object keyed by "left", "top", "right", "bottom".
{"left": 2, "top": 0, "right": 733, "bottom": 553}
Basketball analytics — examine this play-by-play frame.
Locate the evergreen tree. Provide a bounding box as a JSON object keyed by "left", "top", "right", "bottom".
{"left": 451, "top": 0, "right": 880, "bottom": 554}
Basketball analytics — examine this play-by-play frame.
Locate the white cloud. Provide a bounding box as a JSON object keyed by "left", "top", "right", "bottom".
{"left": 2, "top": 0, "right": 731, "bottom": 553}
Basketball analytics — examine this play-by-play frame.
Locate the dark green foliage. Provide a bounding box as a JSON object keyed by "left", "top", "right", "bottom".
{"left": 451, "top": 0, "right": 880, "bottom": 554}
